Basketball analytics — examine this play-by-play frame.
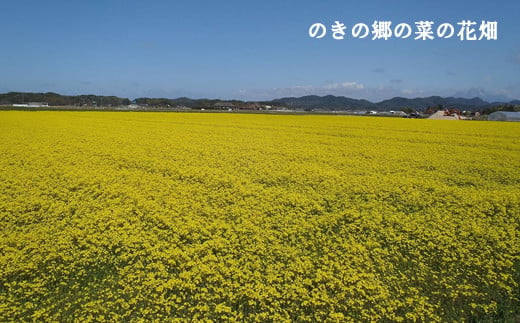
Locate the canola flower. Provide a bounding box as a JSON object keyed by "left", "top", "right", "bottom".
{"left": 0, "top": 111, "right": 518, "bottom": 322}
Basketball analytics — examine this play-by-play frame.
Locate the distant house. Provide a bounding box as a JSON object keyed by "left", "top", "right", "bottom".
{"left": 214, "top": 102, "right": 235, "bottom": 110}
{"left": 488, "top": 111, "right": 520, "bottom": 122}
{"left": 239, "top": 103, "right": 262, "bottom": 110}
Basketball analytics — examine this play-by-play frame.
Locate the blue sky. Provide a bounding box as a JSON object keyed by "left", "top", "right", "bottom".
{"left": 1, "top": 0, "right": 519, "bottom": 101}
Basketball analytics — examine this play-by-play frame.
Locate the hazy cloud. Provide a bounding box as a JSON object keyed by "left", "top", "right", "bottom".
{"left": 453, "top": 87, "right": 516, "bottom": 102}
{"left": 371, "top": 67, "right": 385, "bottom": 73}
{"left": 390, "top": 79, "right": 403, "bottom": 84}
{"left": 324, "top": 82, "right": 365, "bottom": 90}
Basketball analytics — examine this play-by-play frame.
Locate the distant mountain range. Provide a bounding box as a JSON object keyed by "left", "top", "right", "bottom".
{"left": 0, "top": 92, "right": 131, "bottom": 107}
{"left": 271, "top": 95, "right": 520, "bottom": 111}
{"left": 1, "top": 92, "right": 519, "bottom": 111}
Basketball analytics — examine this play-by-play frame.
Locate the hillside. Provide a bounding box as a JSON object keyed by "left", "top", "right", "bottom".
{"left": 1, "top": 92, "right": 519, "bottom": 112}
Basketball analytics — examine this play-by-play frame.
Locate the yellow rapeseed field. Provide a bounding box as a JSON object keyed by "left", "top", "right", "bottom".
{"left": 0, "top": 111, "right": 519, "bottom": 322}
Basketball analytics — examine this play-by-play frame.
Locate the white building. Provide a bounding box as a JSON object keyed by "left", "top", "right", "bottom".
{"left": 12, "top": 102, "right": 49, "bottom": 108}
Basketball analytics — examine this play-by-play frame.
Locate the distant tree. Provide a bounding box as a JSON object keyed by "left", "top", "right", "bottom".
{"left": 400, "top": 107, "right": 414, "bottom": 114}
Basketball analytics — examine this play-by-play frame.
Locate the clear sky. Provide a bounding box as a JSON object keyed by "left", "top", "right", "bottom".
{"left": 1, "top": 0, "right": 519, "bottom": 102}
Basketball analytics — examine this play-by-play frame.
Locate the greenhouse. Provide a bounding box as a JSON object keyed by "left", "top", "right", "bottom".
{"left": 488, "top": 111, "right": 520, "bottom": 121}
